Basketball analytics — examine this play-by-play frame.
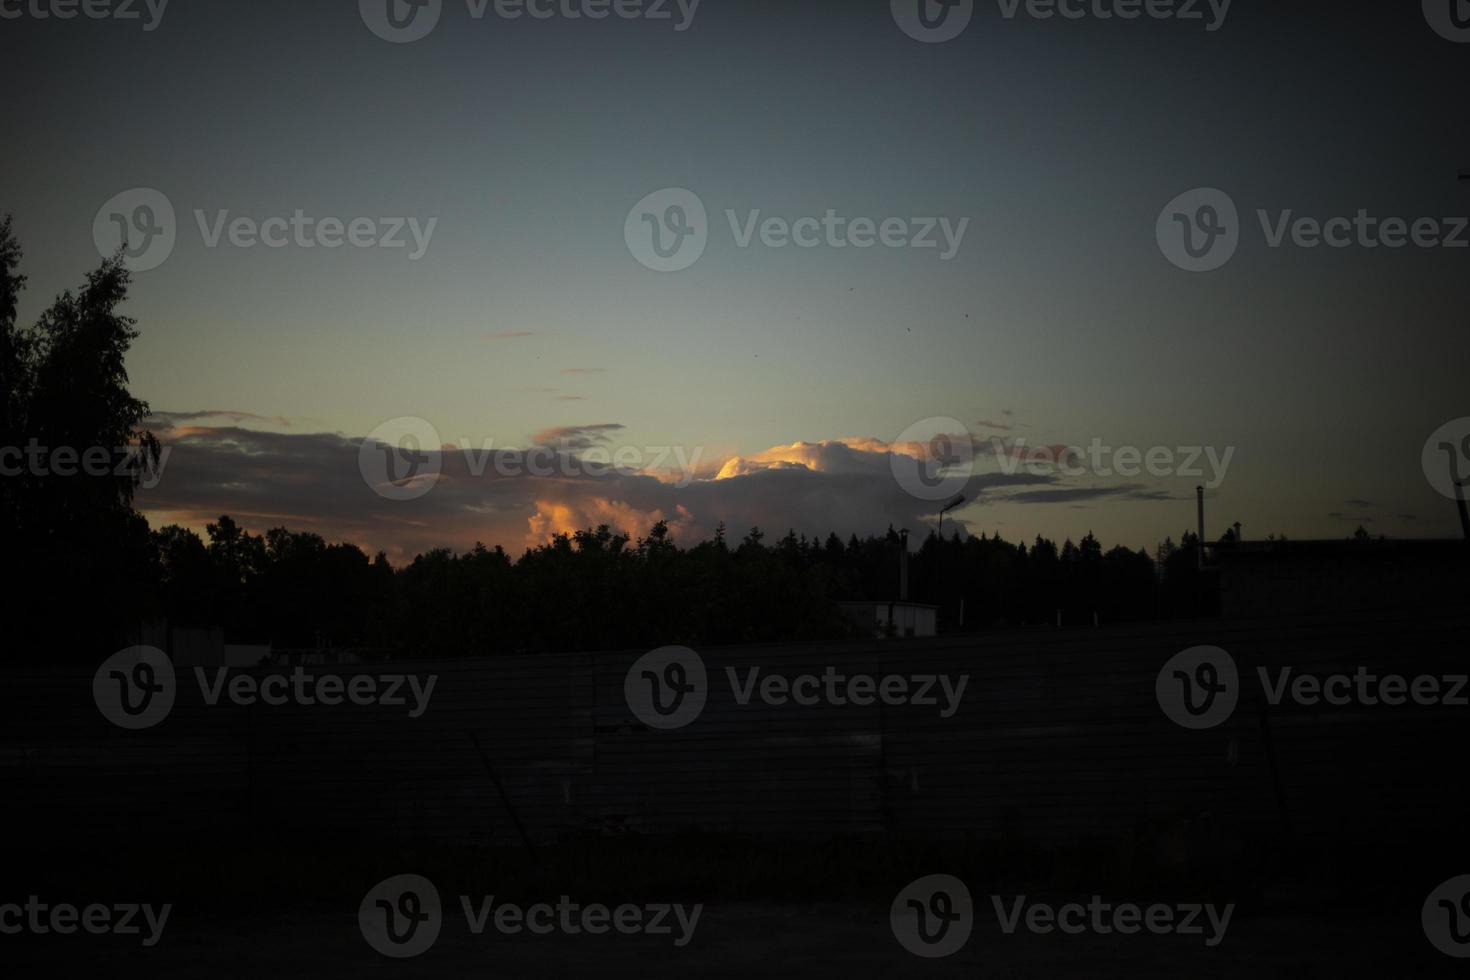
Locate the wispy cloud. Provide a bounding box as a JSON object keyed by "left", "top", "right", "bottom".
{"left": 560, "top": 367, "right": 607, "bottom": 375}
{"left": 530, "top": 423, "right": 626, "bottom": 450}
{"left": 147, "top": 409, "right": 292, "bottom": 428}
{"left": 483, "top": 331, "right": 536, "bottom": 341}
{"left": 1002, "top": 485, "right": 1175, "bottom": 505}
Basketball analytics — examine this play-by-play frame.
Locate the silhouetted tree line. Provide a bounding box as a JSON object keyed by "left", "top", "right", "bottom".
{"left": 0, "top": 216, "right": 1217, "bottom": 660}
{"left": 133, "top": 517, "right": 1215, "bottom": 656}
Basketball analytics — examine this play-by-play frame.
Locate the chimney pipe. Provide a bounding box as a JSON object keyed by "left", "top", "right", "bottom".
{"left": 1233, "top": 521, "right": 1242, "bottom": 543}
{"left": 1196, "top": 486, "right": 1205, "bottom": 569}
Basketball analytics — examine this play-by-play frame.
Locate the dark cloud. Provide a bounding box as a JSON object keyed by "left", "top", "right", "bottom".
{"left": 136, "top": 422, "right": 1077, "bottom": 562}
{"left": 1000, "top": 484, "right": 1176, "bottom": 505}
{"left": 529, "top": 423, "right": 626, "bottom": 451}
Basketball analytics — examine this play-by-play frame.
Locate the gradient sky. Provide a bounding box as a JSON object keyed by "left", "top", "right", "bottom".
{"left": 3, "top": 0, "right": 1467, "bottom": 558}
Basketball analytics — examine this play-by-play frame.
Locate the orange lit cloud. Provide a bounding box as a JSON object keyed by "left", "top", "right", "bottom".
{"left": 526, "top": 499, "right": 695, "bottom": 547}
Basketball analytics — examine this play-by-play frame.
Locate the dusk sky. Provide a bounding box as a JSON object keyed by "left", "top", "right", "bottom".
{"left": 3, "top": 0, "right": 1467, "bottom": 559}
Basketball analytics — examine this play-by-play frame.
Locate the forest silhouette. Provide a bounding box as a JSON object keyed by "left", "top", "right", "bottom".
{"left": 1, "top": 216, "right": 1215, "bottom": 660}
